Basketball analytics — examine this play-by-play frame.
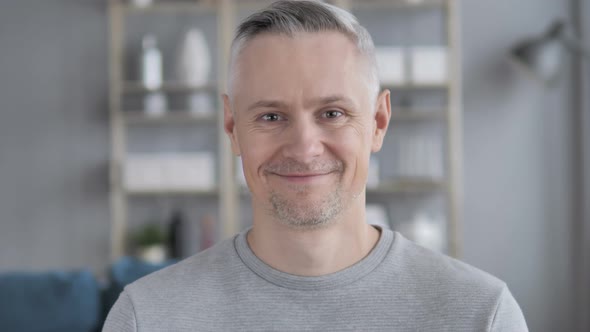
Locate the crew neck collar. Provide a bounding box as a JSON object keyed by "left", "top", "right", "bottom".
{"left": 234, "top": 225, "right": 395, "bottom": 291}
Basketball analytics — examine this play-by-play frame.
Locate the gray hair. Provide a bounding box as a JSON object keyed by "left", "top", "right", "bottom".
{"left": 227, "top": 0, "right": 379, "bottom": 102}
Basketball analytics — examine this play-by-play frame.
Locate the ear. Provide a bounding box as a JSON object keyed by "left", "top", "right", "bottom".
{"left": 223, "top": 94, "right": 241, "bottom": 156}
{"left": 371, "top": 89, "right": 392, "bottom": 152}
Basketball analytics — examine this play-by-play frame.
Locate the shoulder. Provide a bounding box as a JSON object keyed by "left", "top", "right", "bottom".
{"left": 379, "top": 231, "right": 527, "bottom": 330}
{"left": 384, "top": 230, "right": 510, "bottom": 317}
{"left": 389, "top": 231, "right": 505, "bottom": 292}
{"left": 124, "top": 235, "right": 239, "bottom": 300}
{"left": 104, "top": 235, "right": 248, "bottom": 329}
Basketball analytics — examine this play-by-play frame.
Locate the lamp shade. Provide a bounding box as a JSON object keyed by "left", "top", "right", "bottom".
{"left": 510, "top": 21, "right": 566, "bottom": 83}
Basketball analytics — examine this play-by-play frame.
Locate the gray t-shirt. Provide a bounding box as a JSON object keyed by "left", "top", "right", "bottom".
{"left": 103, "top": 227, "right": 528, "bottom": 331}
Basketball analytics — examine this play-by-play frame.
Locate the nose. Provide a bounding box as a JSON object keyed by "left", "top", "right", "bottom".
{"left": 281, "top": 117, "right": 325, "bottom": 163}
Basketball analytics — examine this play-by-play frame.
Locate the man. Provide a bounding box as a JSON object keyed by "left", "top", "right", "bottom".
{"left": 104, "top": 1, "right": 528, "bottom": 331}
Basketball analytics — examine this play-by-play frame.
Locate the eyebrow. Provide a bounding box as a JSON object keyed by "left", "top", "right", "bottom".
{"left": 245, "top": 95, "right": 356, "bottom": 112}
{"left": 246, "top": 100, "right": 288, "bottom": 112}
{"left": 307, "top": 95, "right": 356, "bottom": 108}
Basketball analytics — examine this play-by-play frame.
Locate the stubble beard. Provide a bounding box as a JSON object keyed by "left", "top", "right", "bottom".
{"left": 263, "top": 159, "right": 351, "bottom": 231}
{"left": 268, "top": 179, "right": 346, "bottom": 231}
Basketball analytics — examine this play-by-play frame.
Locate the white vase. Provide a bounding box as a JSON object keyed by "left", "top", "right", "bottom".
{"left": 177, "top": 28, "right": 211, "bottom": 87}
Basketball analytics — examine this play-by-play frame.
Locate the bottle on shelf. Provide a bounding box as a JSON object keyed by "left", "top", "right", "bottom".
{"left": 141, "top": 35, "right": 163, "bottom": 90}
{"left": 168, "top": 210, "right": 184, "bottom": 259}
{"left": 140, "top": 35, "right": 167, "bottom": 117}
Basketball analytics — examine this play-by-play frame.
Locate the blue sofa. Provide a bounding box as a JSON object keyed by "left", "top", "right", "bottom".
{"left": 0, "top": 257, "right": 175, "bottom": 332}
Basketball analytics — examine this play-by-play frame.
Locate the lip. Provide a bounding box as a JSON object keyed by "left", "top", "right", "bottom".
{"left": 272, "top": 172, "right": 333, "bottom": 183}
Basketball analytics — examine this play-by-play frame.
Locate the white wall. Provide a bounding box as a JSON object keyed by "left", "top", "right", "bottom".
{"left": 461, "top": 0, "right": 575, "bottom": 331}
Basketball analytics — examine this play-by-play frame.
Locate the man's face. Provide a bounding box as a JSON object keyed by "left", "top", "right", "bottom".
{"left": 224, "top": 32, "right": 390, "bottom": 229}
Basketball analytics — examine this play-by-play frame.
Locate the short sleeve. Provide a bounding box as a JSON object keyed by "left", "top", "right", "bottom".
{"left": 490, "top": 285, "right": 528, "bottom": 332}
{"left": 102, "top": 291, "right": 137, "bottom": 332}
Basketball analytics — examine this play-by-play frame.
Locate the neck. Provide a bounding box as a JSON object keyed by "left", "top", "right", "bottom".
{"left": 247, "top": 197, "right": 381, "bottom": 276}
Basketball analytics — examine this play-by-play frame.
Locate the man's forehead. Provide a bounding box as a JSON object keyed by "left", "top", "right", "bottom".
{"left": 232, "top": 33, "right": 363, "bottom": 87}
{"left": 227, "top": 30, "right": 375, "bottom": 110}
{"left": 236, "top": 31, "right": 359, "bottom": 64}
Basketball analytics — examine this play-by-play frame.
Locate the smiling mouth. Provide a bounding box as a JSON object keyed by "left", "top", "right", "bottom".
{"left": 272, "top": 172, "right": 334, "bottom": 183}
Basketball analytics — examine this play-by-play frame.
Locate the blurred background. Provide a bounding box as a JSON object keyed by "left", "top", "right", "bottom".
{"left": 0, "top": 0, "right": 588, "bottom": 331}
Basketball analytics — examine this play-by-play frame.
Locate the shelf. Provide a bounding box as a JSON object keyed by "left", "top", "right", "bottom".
{"left": 122, "top": 82, "right": 217, "bottom": 94}
{"left": 123, "top": 111, "right": 217, "bottom": 124}
{"left": 125, "top": 187, "right": 218, "bottom": 196}
{"left": 351, "top": 0, "right": 446, "bottom": 10}
{"left": 121, "top": 1, "right": 217, "bottom": 14}
{"left": 390, "top": 109, "right": 447, "bottom": 121}
{"left": 367, "top": 178, "right": 446, "bottom": 194}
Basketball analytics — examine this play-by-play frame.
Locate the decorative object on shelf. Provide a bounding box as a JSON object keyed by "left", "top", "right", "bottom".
{"left": 167, "top": 210, "right": 185, "bottom": 259}
{"left": 398, "top": 213, "right": 445, "bottom": 252}
{"left": 366, "top": 204, "right": 390, "bottom": 230}
{"left": 396, "top": 133, "right": 443, "bottom": 179}
{"left": 200, "top": 214, "right": 215, "bottom": 251}
{"left": 367, "top": 156, "right": 380, "bottom": 189}
{"left": 144, "top": 92, "right": 167, "bottom": 117}
{"left": 132, "top": 223, "right": 168, "bottom": 264}
{"left": 130, "top": 0, "right": 153, "bottom": 8}
{"left": 124, "top": 155, "right": 162, "bottom": 191}
{"left": 140, "top": 35, "right": 167, "bottom": 116}
{"left": 177, "top": 28, "right": 214, "bottom": 115}
{"left": 177, "top": 28, "right": 211, "bottom": 86}
{"left": 164, "top": 153, "right": 215, "bottom": 191}
{"left": 140, "top": 35, "right": 163, "bottom": 90}
{"left": 124, "top": 153, "right": 216, "bottom": 192}
{"left": 375, "top": 46, "right": 406, "bottom": 86}
{"left": 409, "top": 46, "right": 448, "bottom": 85}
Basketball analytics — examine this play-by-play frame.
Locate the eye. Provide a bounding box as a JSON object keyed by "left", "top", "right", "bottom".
{"left": 260, "top": 113, "right": 282, "bottom": 122}
{"left": 323, "top": 110, "right": 344, "bottom": 119}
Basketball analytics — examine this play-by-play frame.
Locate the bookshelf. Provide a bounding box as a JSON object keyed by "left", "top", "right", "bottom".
{"left": 108, "top": 0, "right": 463, "bottom": 259}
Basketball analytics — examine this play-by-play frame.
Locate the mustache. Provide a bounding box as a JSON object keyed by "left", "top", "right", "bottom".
{"left": 264, "top": 159, "right": 344, "bottom": 174}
